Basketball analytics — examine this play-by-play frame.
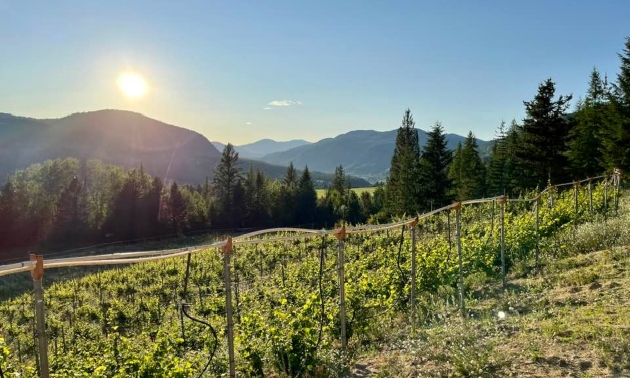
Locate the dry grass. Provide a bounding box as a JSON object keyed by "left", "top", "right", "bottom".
{"left": 351, "top": 247, "right": 630, "bottom": 377}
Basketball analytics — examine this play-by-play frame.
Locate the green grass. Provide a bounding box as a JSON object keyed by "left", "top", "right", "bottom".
{"left": 316, "top": 186, "right": 377, "bottom": 198}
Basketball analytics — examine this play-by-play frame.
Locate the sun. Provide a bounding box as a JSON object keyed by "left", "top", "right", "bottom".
{"left": 117, "top": 72, "right": 147, "bottom": 99}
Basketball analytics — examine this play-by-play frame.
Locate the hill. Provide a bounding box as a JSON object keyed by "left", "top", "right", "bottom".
{"left": 0, "top": 110, "right": 222, "bottom": 184}
{"left": 212, "top": 138, "right": 311, "bottom": 159}
{"left": 261, "top": 129, "right": 493, "bottom": 183}
{"left": 0, "top": 110, "right": 366, "bottom": 187}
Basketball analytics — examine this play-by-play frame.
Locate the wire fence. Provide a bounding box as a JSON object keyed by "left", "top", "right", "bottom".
{"left": 0, "top": 172, "right": 623, "bottom": 377}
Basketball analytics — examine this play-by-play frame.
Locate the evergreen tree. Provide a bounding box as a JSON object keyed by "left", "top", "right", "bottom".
{"left": 296, "top": 166, "right": 317, "bottom": 226}
{"left": 385, "top": 109, "right": 422, "bottom": 216}
{"left": 213, "top": 144, "right": 244, "bottom": 227}
{"left": 170, "top": 182, "right": 187, "bottom": 233}
{"left": 449, "top": 132, "right": 486, "bottom": 200}
{"left": 419, "top": 122, "right": 453, "bottom": 209}
{"left": 516, "top": 78, "right": 572, "bottom": 189}
{"left": 567, "top": 69, "right": 608, "bottom": 177}
{"left": 487, "top": 121, "right": 509, "bottom": 196}
{"left": 602, "top": 37, "right": 630, "bottom": 171}
{"left": 505, "top": 119, "right": 522, "bottom": 193}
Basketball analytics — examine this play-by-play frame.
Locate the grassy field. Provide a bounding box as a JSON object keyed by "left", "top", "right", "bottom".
{"left": 316, "top": 186, "right": 377, "bottom": 198}
{"left": 351, "top": 231, "right": 630, "bottom": 376}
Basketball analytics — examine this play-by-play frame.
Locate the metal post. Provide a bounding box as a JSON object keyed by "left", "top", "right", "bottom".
{"left": 222, "top": 238, "right": 236, "bottom": 378}
{"left": 535, "top": 198, "right": 540, "bottom": 269}
{"left": 410, "top": 219, "right": 419, "bottom": 324}
{"left": 499, "top": 196, "right": 506, "bottom": 291}
{"left": 30, "top": 254, "right": 49, "bottom": 378}
{"left": 335, "top": 226, "right": 347, "bottom": 350}
{"left": 455, "top": 204, "right": 465, "bottom": 317}
{"left": 447, "top": 211, "right": 452, "bottom": 261}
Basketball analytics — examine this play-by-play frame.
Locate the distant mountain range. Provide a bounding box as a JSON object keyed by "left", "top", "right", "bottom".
{"left": 258, "top": 129, "right": 493, "bottom": 183}
{"left": 0, "top": 110, "right": 370, "bottom": 188}
{"left": 212, "top": 139, "right": 311, "bottom": 159}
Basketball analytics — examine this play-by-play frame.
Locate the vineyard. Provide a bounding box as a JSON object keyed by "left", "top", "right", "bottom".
{"left": 0, "top": 176, "right": 625, "bottom": 377}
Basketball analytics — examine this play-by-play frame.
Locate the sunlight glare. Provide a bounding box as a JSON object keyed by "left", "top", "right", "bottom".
{"left": 117, "top": 72, "right": 147, "bottom": 99}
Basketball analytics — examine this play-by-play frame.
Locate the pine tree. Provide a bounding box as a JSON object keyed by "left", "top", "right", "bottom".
{"left": 385, "top": 109, "right": 422, "bottom": 216}
{"left": 487, "top": 121, "right": 509, "bottom": 196}
{"left": 449, "top": 133, "right": 486, "bottom": 200}
{"left": 602, "top": 37, "right": 630, "bottom": 171}
{"left": 567, "top": 69, "right": 608, "bottom": 177}
{"left": 419, "top": 121, "right": 453, "bottom": 209}
{"left": 170, "top": 182, "right": 188, "bottom": 234}
{"left": 516, "top": 78, "right": 572, "bottom": 189}
{"left": 213, "top": 143, "right": 244, "bottom": 227}
{"left": 296, "top": 166, "right": 317, "bottom": 226}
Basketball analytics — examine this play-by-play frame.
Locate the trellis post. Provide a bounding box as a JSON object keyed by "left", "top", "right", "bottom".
{"left": 410, "top": 217, "right": 419, "bottom": 325}
{"left": 499, "top": 196, "right": 507, "bottom": 291}
{"left": 31, "top": 253, "right": 49, "bottom": 378}
{"left": 335, "top": 225, "right": 347, "bottom": 350}
{"left": 455, "top": 203, "right": 465, "bottom": 317}
{"left": 222, "top": 237, "right": 236, "bottom": 378}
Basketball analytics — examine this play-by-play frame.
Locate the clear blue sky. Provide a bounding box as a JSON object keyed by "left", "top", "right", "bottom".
{"left": 1, "top": 1, "right": 629, "bottom": 144}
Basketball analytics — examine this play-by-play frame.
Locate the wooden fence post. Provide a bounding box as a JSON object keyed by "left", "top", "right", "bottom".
{"left": 455, "top": 203, "right": 465, "bottom": 317}
{"left": 31, "top": 253, "right": 49, "bottom": 378}
{"left": 335, "top": 226, "right": 347, "bottom": 351}
{"left": 222, "top": 238, "right": 236, "bottom": 378}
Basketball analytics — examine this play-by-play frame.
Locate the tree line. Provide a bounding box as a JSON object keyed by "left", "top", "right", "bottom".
{"left": 385, "top": 37, "right": 630, "bottom": 215}
{"left": 0, "top": 153, "right": 383, "bottom": 259}
{"left": 0, "top": 37, "right": 628, "bottom": 259}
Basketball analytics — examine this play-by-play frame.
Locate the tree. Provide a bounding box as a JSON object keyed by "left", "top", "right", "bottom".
{"left": 516, "top": 78, "right": 572, "bottom": 189}
{"left": 0, "top": 180, "right": 18, "bottom": 248}
{"left": 449, "top": 132, "right": 486, "bottom": 200}
{"left": 602, "top": 37, "right": 630, "bottom": 171}
{"left": 296, "top": 166, "right": 317, "bottom": 226}
{"left": 418, "top": 122, "right": 453, "bottom": 210}
{"left": 170, "top": 182, "right": 187, "bottom": 234}
{"left": 567, "top": 69, "right": 608, "bottom": 177}
{"left": 385, "top": 109, "right": 422, "bottom": 216}
{"left": 54, "top": 176, "right": 87, "bottom": 238}
{"left": 487, "top": 121, "right": 509, "bottom": 196}
{"left": 213, "top": 144, "right": 244, "bottom": 227}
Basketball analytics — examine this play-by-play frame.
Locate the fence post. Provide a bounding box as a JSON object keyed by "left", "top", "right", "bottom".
{"left": 614, "top": 168, "right": 621, "bottom": 214}
{"left": 410, "top": 218, "right": 419, "bottom": 325}
{"left": 455, "top": 203, "right": 465, "bottom": 317}
{"left": 534, "top": 197, "right": 540, "bottom": 269}
{"left": 574, "top": 182, "right": 579, "bottom": 223}
{"left": 222, "top": 237, "right": 236, "bottom": 378}
{"left": 588, "top": 179, "right": 593, "bottom": 216}
{"left": 604, "top": 177, "right": 609, "bottom": 216}
{"left": 447, "top": 211, "right": 452, "bottom": 261}
{"left": 499, "top": 196, "right": 507, "bottom": 291}
{"left": 335, "top": 226, "right": 347, "bottom": 351}
{"left": 31, "top": 253, "right": 49, "bottom": 378}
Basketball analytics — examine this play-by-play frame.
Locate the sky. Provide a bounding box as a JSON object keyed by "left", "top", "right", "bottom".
{"left": 1, "top": 1, "right": 629, "bottom": 145}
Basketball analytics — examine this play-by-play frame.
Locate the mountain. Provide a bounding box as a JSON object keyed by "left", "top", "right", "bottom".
{"left": 212, "top": 139, "right": 311, "bottom": 158}
{"left": 261, "top": 129, "right": 493, "bottom": 183}
{"left": 0, "top": 110, "right": 368, "bottom": 188}
{"left": 0, "top": 110, "right": 222, "bottom": 184}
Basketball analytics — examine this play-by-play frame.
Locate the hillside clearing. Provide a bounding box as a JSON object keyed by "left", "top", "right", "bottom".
{"left": 351, "top": 247, "right": 630, "bottom": 377}
{"left": 316, "top": 186, "right": 377, "bottom": 198}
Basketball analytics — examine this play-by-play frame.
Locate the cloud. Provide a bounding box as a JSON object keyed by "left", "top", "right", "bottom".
{"left": 263, "top": 107, "right": 273, "bottom": 110}
{"left": 268, "top": 100, "right": 302, "bottom": 107}
{"left": 246, "top": 122, "right": 252, "bottom": 125}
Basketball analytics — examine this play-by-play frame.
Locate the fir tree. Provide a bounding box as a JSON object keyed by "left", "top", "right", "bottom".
{"left": 487, "top": 121, "right": 509, "bottom": 196}
{"left": 419, "top": 121, "right": 453, "bottom": 209}
{"left": 296, "top": 166, "right": 317, "bottom": 225}
{"left": 516, "top": 78, "right": 572, "bottom": 189}
{"left": 385, "top": 108, "right": 422, "bottom": 216}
